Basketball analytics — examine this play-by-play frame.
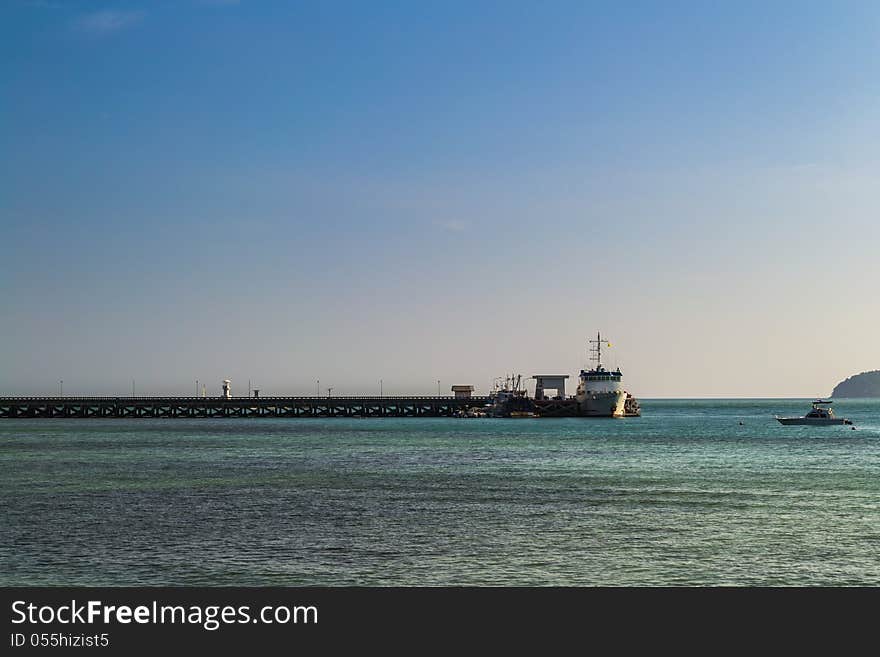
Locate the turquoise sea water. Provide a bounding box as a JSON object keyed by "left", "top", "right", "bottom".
{"left": 2, "top": 399, "right": 879, "bottom": 586}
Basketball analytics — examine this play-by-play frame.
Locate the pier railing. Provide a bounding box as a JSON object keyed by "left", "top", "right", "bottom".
{"left": 0, "top": 396, "right": 470, "bottom": 401}
{"left": 0, "top": 396, "right": 491, "bottom": 419}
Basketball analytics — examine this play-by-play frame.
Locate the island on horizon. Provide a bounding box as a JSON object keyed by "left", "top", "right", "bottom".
{"left": 831, "top": 370, "right": 880, "bottom": 398}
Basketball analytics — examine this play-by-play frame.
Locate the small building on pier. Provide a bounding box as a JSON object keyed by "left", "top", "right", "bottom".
{"left": 451, "top": 385, "right": 474, "bottom": 400}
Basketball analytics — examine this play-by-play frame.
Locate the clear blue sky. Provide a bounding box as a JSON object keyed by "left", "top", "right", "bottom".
{"left": 2, "top": 1, "right": 879, "bottom": 397}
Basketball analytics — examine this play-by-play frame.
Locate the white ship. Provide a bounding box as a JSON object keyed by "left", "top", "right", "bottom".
{"left": 575, "top": 332, "right": 627, "bottom": 417}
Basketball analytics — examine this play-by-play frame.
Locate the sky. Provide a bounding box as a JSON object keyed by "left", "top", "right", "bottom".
{"left": 1, "top": 0, "right": 879, "bottom": 398}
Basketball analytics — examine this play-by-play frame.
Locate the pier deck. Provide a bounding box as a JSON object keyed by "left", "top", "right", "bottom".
{"left": 0, "top": 396, "right": 491, "bottom": 419}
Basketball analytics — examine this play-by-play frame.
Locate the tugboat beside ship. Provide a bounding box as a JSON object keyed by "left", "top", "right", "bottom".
{"left": 623, "top": 393, "right": 641, "bottom": 417}
{"left": 483, "top": 375, "right": 537, "bottom": 418}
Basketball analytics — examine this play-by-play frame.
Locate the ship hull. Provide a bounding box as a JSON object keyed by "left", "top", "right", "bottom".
{"left": 577, "top": 391, "right": 626, "bottom": 417}
{"left": 776, "top": 417, "right": 849, "bottom": 426}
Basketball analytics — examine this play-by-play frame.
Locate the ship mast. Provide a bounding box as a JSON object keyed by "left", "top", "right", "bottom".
{"left": 588, "top": 331, "right": 605, "bottom": 369}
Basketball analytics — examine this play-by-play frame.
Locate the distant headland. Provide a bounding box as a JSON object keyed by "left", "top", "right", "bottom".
{"left": 831, "top": 370, "right": 880, "bottom": 398}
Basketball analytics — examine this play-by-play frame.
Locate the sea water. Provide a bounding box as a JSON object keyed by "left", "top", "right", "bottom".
{"left": 2, "top": 399, "right": 879, "bottom": 586}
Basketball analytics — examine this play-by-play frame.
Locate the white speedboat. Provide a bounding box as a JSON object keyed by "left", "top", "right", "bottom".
{"left": 776, "top": 400, "right": 852, "bottom": 426}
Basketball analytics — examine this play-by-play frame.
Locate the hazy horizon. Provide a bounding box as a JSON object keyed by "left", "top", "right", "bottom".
{"left": 2, "top": 1, "right": 879, "bottom": 398}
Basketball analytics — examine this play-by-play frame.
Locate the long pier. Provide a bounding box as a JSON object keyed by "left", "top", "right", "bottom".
{"left": 0, "top": 396, "right": 490, "bottom": 419}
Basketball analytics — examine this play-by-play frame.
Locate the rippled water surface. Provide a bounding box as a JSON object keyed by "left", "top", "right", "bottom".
{"left": 2, "top": 399, "right": 879, "bottom": 585}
